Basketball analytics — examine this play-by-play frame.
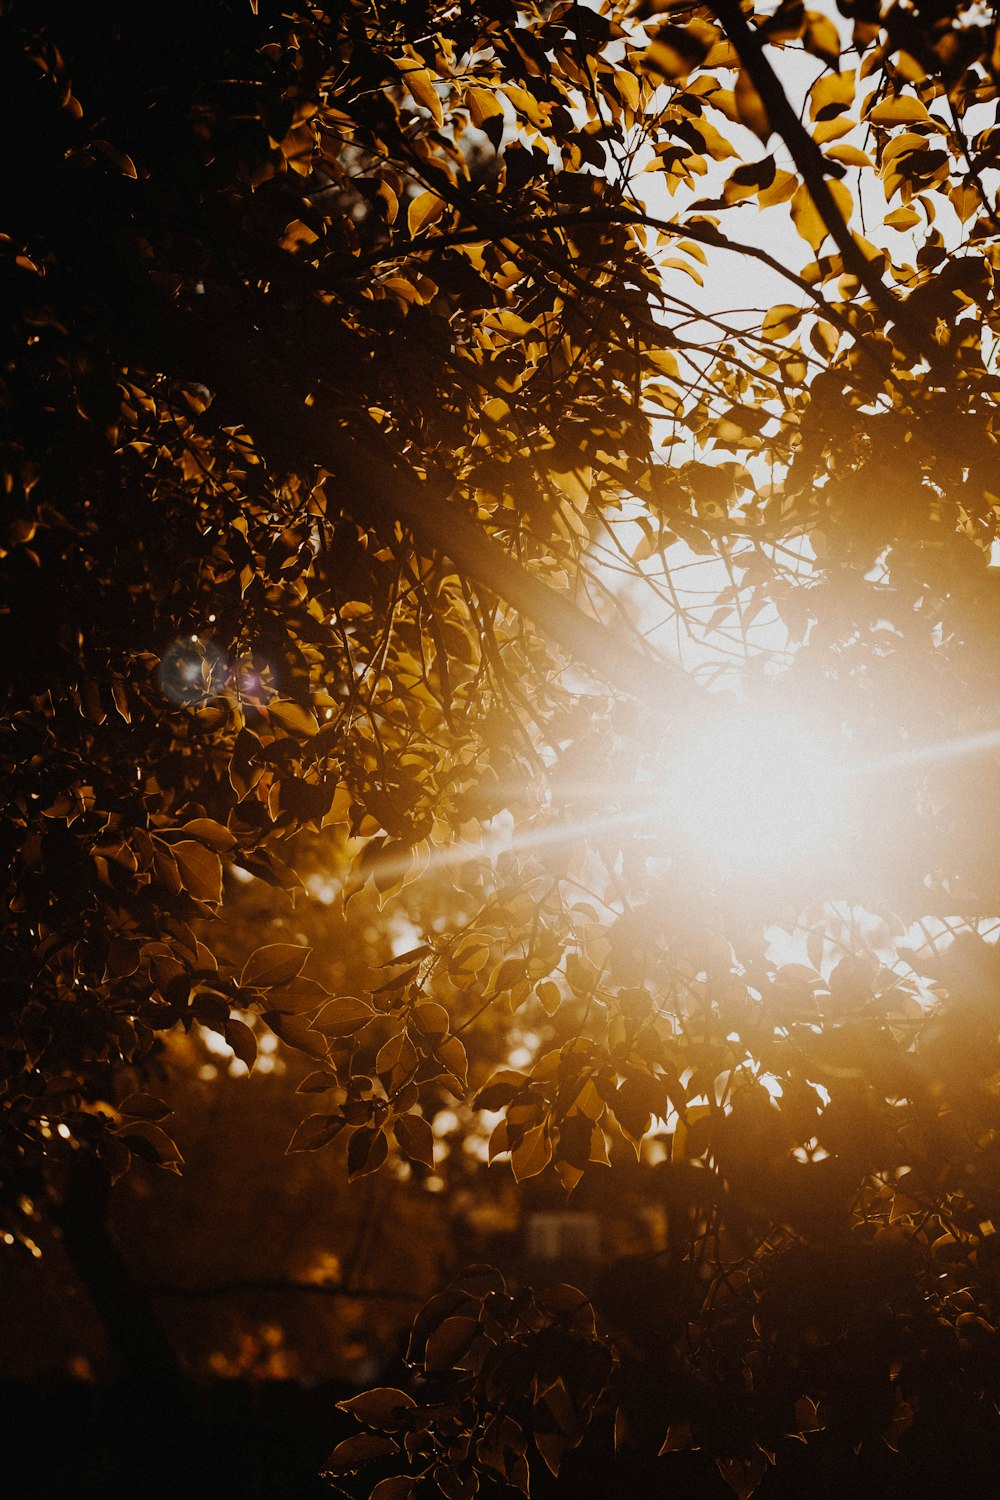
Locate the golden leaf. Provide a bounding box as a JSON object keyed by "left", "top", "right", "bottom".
{"left": 790, "top": 181, "right": 826, "bottom": 252}
{"left": 400, "top": 65, "right": 443, "bottom": 125}
{"left": 407, "top": 190, "right": 446, "bottom": 237}
{"left": 734, "top": 68, "right": 770, "bottom": 141}
{"left": 809, "top": 68, "right": 856, "bottom": 121}
{"left": 868, "top": 94, "right": 931, "bottom": 127}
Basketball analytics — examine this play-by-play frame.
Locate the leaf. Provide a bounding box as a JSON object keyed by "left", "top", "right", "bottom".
{"left": 376, "top": 1030, "right": 418, "bottom": 1080}
{"left": 466, "top": 85, "right": 504, "bottom": 129}
{"left": 716, "top": 1452, "right": 768, "bottom": 1500}
{"left": 377, "top": 180, "right": 399, "bottom": 224}
{"left": 435, "top": 1034, "right": 468, "bottom": 1086}
{"left": 279, "top": 218, "right": 319, "bottom": 254}
{"left": 94, "top": 139, "right": 138, "bottom": 178}
{"left": 410, "top": 1001, "right": 449, "bottom": 1037}
{"left": 715, "top": 404, "right": 767, "bottom": 442}
{"left": 828, "top": 177, "right": 853, "bottom": 225}
{"left": 616, "top": 68, "right": 641, "bottom": 113}
{"left": 394, "top": 1112, "right": 435, "bottom": 1169}
{"left": 116, "top": 1122, "right": 184, "bottom": 1171}
{"left": 659, "top": 1422, "right": 699, "bottom": 1454}
{"left": 809, "top": 68, "right": 855, "bottom": 121}
{"left": 181, "top": 817, "right": 237, "bottom": 852}
{"left": 241, "top": 943, "right": 309, "bottom": 990}
{"left": 613, "top": 1081, "right": 652, "bottom": 1142}
{"left": 868, "top": 94, "right": 930, "bottom": 127}
{"left": 407, "top": 190, "right": 446, "bottom": 237}
{"left": 172, "top": 841, "right": 224, "bottom": 904}
{"left": 296, "top": 1069, "right": 338, "bottom": 1093}
{"left": 734, "top": 69, "right": 770, "bottom": 140}
{"left": 338, "top": 1387, "right": 417, "bottom": 1429}
{"left": 536, "top": 980, "right": 562, "bottom": 1016}
{"left": 511, "top": 1123, "right": 552, "bottom": 1182}
{"left": 118, "top": 1093, "right": 173, "bottom": 1121}
{"left": 400, "top": 65, "right": 443, "bottom": 125}
{"left": 224, "top": 1017, "right": 257, "bottom": 1071}
{"left": 550, "top": 467, "right": 592, "bottom": 511}
{"left": 267, "top": 699, "right": 319, "bottom": 737}
{"left": 535, "top": 1431, "right": 568, "bottom": 1477}
{"left": 325, "top": 1433, "right": 399, "bottom": 1472}
{"left": 790, "top": 182, "right": 827, "bottom": 253}
{"left": 643, "top": 23, "right": 711, "bottom": 81}
{"left": 424, "top": 1314, "right": 479, "bottom": 1372}
{"left": 348, "top": 1125, "right": 389, "bottom": 1179}
{"left": 111, "top": 676, "right": 131, "bottom": 723}
{"left": 949, "top": 183, "right": 980, "bottom": 222}
{"left": 762, "top": 304, "right": 803, "bottom": 340}
{"left": 803, "top": 11, "right": 840, "bottom": 64}
{"left": 474, "top": 1070, "right": 528, "bottom": 1111}
{"left": 287, "top": 1114, "right": 343, "bottom": 1152}
{"left": 311, "top": 996, "right": 374, "bottom": 1036}
{"left": 823, "top": 139, "right": 871, "bottom": 171}
{"left": 370, "top": 1479, "right": 415, "bottom": 1500}
{"left": 884, "top": 205, "right": 921, "bottom": 230}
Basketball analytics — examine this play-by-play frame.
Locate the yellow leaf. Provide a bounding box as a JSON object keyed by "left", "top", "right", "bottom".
{"left": 826, "top": 143, "right": 872, "bottom": 168}
{"left": 949, "top": 184, "right": 980, "bottom": 222}
{"left": 268, "top": 699, "right": 320, "bottom": 737}
{"left": 809, "top": 68, "right": 855, "bottom": 121}
{"left": 589, "top": 1123, "right": 611, "bottom": 1166}
{"left": 804, "top": 9, "right": 840, "bottom": 62}
{"left": 881, "top": 132, "right": 930, "bottom": 182}
{"left": 502, "top": 82, "right": 547, "bottom": 127}
{"left": 465, "top": 85, "right": 504, "bottom": 128}
{"left": 734, "top": 67, "right": 770, "bottom": 140}
{"left": 661, "top": 255, "right": 703, "bottom": 285}
{"left": 377, "top": 180, "right": 399, "bottom": 224}
{"left": 790, "top": 181, "right": 826, "bottom": 252}
{"left": 868, "top": 94, "right": 931, "bottom": 127}
{"left": 762, "top": 303, "right": 803, "bottom": 339}
{"left": 647, "top": 348, "right": 679, "bottom": 377}
{"left": 279, "top": 218, "right": 319, "bottom": 253}
{"left": 550, "top": 467, "right": 593, "bottom": 511}
{"left": 400, "top": 65, "right": 443, "bottom": 125}
{"left": 813, "top": 116, "right": 855, "bottom": 145}
{"left": 407, "top": 190, "right": 446, "bottom": 237}
{"left": 758, "top": 168, "right": 798, "bottom": 208}
{"left": 617, "top": 69, "right": 640, "bottom": 113}
{"left": 884, "top": 205, "right": 920, "bottom": 231}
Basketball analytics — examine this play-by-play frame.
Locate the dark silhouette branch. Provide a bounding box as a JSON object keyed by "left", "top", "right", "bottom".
{"left": 712, "top": 0, "right": 927, "bottom": 352}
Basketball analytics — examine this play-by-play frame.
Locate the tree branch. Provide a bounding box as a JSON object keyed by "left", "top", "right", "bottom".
{"left": 712, "top": 0, "right": 926, "bottom": 351}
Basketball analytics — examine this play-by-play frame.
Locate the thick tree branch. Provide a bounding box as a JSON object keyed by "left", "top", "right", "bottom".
{"left": 712, "top": 0, "right": 926, "bottom": 351}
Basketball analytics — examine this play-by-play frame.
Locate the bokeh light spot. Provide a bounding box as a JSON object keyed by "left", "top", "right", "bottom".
{"left": 158, "top": 636, "right": 228, "bottom": 707}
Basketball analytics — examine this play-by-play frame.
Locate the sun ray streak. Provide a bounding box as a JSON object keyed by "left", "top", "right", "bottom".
{"left": 355, "top": 724, "right": 1000, "bottom": 890}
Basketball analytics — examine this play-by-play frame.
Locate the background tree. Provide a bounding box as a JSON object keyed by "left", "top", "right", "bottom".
{"left": 4, "top": 0, "right": 1000, "bottom": 1495}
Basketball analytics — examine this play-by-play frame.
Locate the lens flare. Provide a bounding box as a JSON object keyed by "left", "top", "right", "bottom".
{"left": 231, "top": 652, "right": 278, "bottom": 709}
{"left": 158, "top": 636, "right": 228, "bottom": 707}
{"left": 656, "top": 706, "right": 844, "bottom": 873}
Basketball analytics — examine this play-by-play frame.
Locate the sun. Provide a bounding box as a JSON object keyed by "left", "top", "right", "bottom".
{"left": 654, "top": 704, "right": 846, "bottom": 875}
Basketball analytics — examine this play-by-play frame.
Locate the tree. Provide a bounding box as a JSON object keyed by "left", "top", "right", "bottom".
{"left": 4, "top": 0, "right": 1000, "bottom": 1494}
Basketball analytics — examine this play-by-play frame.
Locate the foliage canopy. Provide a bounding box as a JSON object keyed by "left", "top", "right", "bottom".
{"left": 4, "top": 0, "right": 1000, "bottom": 1494}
